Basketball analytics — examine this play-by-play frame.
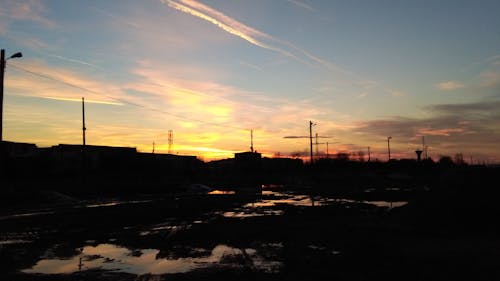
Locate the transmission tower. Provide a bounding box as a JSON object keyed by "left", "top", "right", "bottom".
{"left": 168, "top": 130, "right": 173, "bottom": 154}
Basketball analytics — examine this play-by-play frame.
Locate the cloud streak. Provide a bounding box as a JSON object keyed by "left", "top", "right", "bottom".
{"left": 161, "top": 0, "right": 332, "bottom": 68}
{"left": 0, "top": 0, "right": 55, "bottom": 28}
{"left": 42, "top": 96, "right": 123, "bottom": 106}
{"left": 435, "top": 80, "right": 465, "bottom": 91}
{"left": 287, "top": 0, "right": 315, "bottom": 12}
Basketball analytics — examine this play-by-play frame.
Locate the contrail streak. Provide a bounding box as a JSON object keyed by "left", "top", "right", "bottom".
{"left": 48, "top": 54, "right": 100, "bottom": 69}
{"left": 162, "top": 0, "right": 306, "bottom": 64}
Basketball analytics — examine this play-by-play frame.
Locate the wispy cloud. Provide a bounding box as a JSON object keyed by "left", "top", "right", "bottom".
{"left": 48, "top": 54, "right": 101, "bottom": 69}
{"left": 483, "top": 54, "right": 500, "bottom": 66}
{"left": 0, "top": 0, "right": 55, "bottom": 28}
{"left": 161, "top": 0, "right": 332, "bottom": 68}
{"left": 417, "top": 127, "right": 465, "bottom": 136}
{"left": 479, "top": 71, "right": 500, "bottom": 89}
{"left": 287, "top": 0, "right": 315, "bottom": 12}
{"left": 435, "top": 80, "right": 465, "bottom": 91}
{"left": 7, "top": 60, "right": 126, "bottom": 106}
{"left": 41, "top": 96, "right": 123, "bottom": 106}
{"left": 238, "top": 60, "right": 262, "bottom": 71}
{"left": 92, "top": 6, "right": 142, "bottom": 29}
{"left": 161, "top": 0, "right": 397, "bottom": 102}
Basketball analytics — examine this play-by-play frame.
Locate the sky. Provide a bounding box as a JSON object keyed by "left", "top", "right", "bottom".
{"left": 1, "top": 0, "right": 499, "bottom": 162}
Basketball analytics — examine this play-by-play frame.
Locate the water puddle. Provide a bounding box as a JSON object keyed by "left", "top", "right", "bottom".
{"left": 208, "top": 190, "right": 236, "bottom": 195}
{"left": 0, "top": 239, "right": 32, "bottom": 245}
{"left": 221, "top": 190, "right": 407, "bottom": 218}
{"left": 335, "top": 198, "right": 408, "bottom": 209}
{"left": 22, "top": 243, "right": 281, "bottom": 275}
{"left": 0, "top": 210, "right": 56, "bottom": 221}
{"left": 223, "top": 209, "right": 284, "bottom": 218}
{"left": 83, "top": 200, "right": 152, "bottom": 208}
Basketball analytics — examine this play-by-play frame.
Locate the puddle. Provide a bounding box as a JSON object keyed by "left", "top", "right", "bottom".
{"left": 335, "top": 199, "right": 407, "bottom": 209}
{"left": 0, "top": 210, "right": 56, "bottom": 221}
{"left": 220, "top": 190, "right": 408, "bottom": 219}
{"left": 223, "top": 209, "right": 284, "bottom": 218}
{"left": 0, "top": 239, "right": 32, "bottom": 245}
{"left": 83, "top": 200, "right": 152, "bottom": 208}
{"left": 22, "top": 243, "right": 281, "bottom": 275}
{"left": 208, "top": 190, "right": 236, "bottom": 195}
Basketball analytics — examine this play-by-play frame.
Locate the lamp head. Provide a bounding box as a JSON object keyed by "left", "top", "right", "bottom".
{"left": 8, "top": 52, "right": 23, "bottom": 59}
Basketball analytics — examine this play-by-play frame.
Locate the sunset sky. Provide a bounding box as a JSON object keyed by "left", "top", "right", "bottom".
{"left": 1, "top": 0, "right": 499, "bottom": 162}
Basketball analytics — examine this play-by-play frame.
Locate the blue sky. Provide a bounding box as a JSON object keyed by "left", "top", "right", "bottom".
{"left": 1, "top": 0, "right": 499, "bottom": 162}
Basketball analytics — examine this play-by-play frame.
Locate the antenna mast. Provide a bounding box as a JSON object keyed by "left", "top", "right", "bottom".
{"left": 250, "top": 129, "right": 254, "bottom": 152}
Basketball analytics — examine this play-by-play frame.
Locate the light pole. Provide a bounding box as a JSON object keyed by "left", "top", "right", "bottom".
{"left": 387, "top": 136, "right": 392, "bottom": 161}
{"left": 1, "top": 49, "right": 23, "bottom": 141}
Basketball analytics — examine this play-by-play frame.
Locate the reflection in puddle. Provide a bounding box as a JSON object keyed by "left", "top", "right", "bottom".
{"left": 223, "top": 209, "right": 284, "bottom": 218}
{"left": 208, "top": 190, "right": 236, "bottom": 195}
{"left": 250, "top": 191, "right": 407, "bottom": 208}
{"left": 0, "top": 210, "right": 55, "bottom": 221}
{"left": 335, "top": 198, "right": 407, "bottom": 209}
{"left": 0, "top": 239, "right": 32, "bottom": 245}
{"left": 23, "top": 243, "right": 281, "bottom": 275}
{"left": 221, "top": 190, "right": 407, "bottom": 218}
{"left": 84, "top": 200, "right": 152, "bottom": 208}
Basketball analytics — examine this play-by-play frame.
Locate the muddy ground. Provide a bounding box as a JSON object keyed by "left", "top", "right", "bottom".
{"left": 1, "top": 168, "right": 500, "bottom": 281}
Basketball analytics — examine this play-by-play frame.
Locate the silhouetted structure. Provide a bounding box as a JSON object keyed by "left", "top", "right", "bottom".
{"left": 1, "top": 49, "right": 23, "bottom": 142}
{"left": 235, "top": 151, "right": 262, "bottom": 170}
{"left": 415, "top": 150, "right": 423, "bottom": 161}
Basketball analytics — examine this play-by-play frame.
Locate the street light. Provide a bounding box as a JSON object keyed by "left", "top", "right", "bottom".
{"left": 1, "top": 49, "right": 23, "bottom": 141}
{"left": 387, "top": 136, "right": 392, "bottom": 161}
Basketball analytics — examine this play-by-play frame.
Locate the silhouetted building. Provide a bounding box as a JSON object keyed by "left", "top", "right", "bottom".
{"left": 1, "top": 140, "right": 38, "bottom": 158}
{"left": 235, "top": 151, "right": 262, "bottom": 170}
{"left": 46, "top": 144, "right": 137, "bottom": 172}
{"left": 137, "top": 152, "right": 201, "bottom": 171}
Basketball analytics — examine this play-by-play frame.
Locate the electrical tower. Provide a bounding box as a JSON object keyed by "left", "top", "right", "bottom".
{"left": 168, "top": 130, "right": 173, "bottom": 154}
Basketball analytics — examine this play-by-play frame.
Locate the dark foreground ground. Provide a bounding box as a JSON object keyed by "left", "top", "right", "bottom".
{"left": 1, "top": 166, "right": 500, "bottom": 281}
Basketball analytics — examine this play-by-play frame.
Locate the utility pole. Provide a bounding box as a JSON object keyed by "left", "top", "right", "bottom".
{"left": 1, "top": 49, "right": 22, "bottom": 141}
{"left": 368, "top": 146, "right": 371, "bottom": 162}
{"left": 326, "top": 142, "right": 329, "bottom": 158}
{"left": 387, "top": 136, "right": 392, "bottom": 161}
{"left": 152, "top": 142, "right": 155, "bottom": 154}
{"left": 82, "top": 97, "right": 86, "bottom": 146}
{"left": 81, "top": 97, "right": 86, "bottom": 183}
{"left": 0, "top": 49, "right": 4, "bottom": 142}
{"left": 309, "top": 121, "right": 315, "bottom": 164}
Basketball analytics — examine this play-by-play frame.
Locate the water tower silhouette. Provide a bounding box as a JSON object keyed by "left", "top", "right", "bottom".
{"left": 415, "top": 150, "right": 423, "bottom": 162}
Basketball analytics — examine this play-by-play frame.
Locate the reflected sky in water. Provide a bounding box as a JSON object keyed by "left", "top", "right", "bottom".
{"left": 23, "top": 243, "right": 281, "bottom": 275}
